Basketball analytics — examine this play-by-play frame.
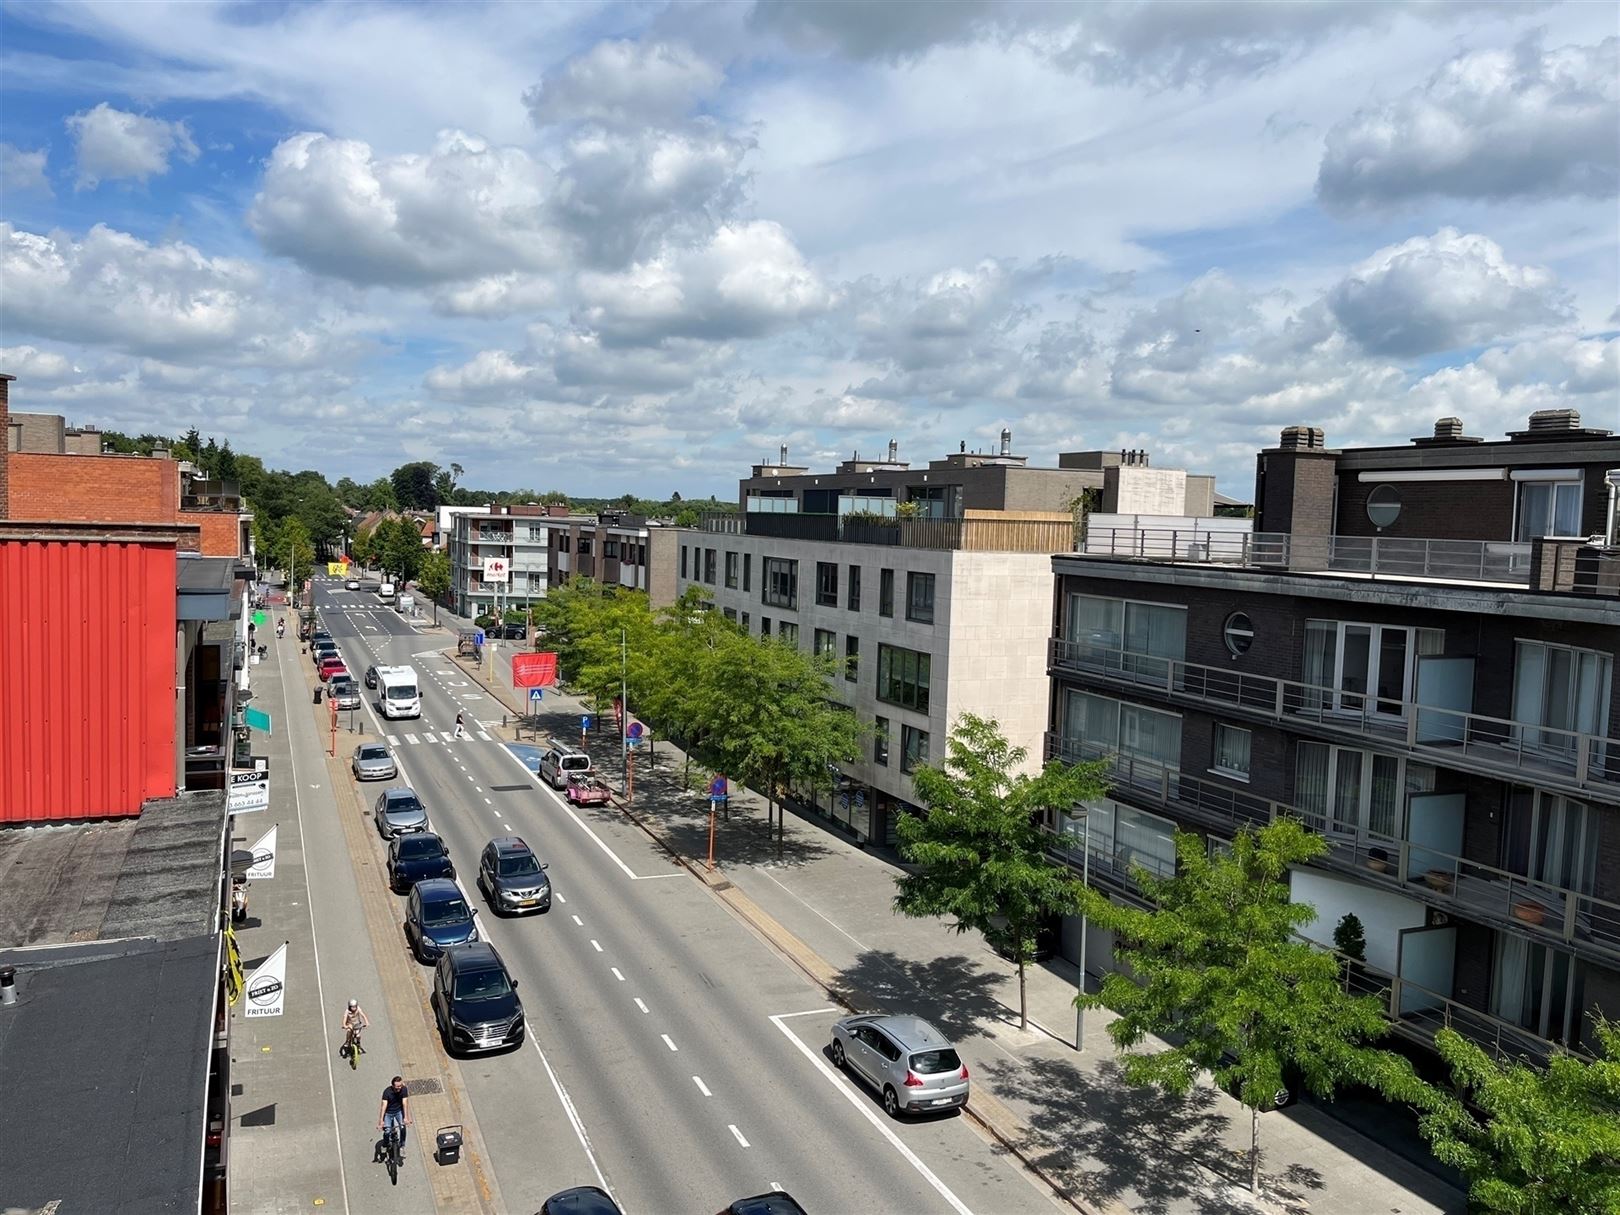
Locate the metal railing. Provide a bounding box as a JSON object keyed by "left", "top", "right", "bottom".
{"left": 1079, "top": 527, "right": 1534, "bottom": 585}
{"left": 1043, "top": 731, "right": 1620, "bottom": 964}
{"left": 697, "top": 512, "right": 1073, "bottom": 553}
{"left": 1048, "top": 638, "right": 1618, "bottom": 797}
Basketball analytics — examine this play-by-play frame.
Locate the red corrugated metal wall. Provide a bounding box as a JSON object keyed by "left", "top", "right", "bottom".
{"left": 0, "top": 539, "right": 178, "bottom": 821}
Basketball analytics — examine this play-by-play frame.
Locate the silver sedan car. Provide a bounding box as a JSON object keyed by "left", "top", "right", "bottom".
{"left": 352, "top": 742, "right": 397, "bottom": 781}
{"left": 830, "top": 1014, "right": 969, "bottom": 1117}
{"left": 374, "top": 787, "right": 429, "bottom": 838}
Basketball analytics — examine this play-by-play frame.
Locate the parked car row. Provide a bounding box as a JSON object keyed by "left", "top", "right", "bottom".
{"left": 536, "top": 1187, "right": 808, "bottom": 1214}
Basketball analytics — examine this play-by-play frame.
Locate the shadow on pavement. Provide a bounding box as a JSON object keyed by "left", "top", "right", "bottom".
{"left": 833, "top": 949, "right": 1013, "bottom": 1047}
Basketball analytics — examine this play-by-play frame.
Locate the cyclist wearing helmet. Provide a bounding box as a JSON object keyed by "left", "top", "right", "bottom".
{"left": 341, "top": 999, "right": 369, "bottom": 1049}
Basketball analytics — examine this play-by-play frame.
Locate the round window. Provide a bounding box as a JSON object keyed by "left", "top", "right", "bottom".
{"left": 1366, "top": 483, "right": 1402, "bottom": 529}
{"left": 1223, "top": 612, "right": 1254, "bottom": 657}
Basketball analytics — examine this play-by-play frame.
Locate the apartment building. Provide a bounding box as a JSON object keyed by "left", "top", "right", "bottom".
{"left": 1045, "top": 410, "right": 1620, "bottom": 1066}
{"left": 447, "top": 504, "right": 564, "bottom": 617}
{"left": 678, "top": 438, "right": 1216, "bottom": 846}
{"left": 548, "top": 510, "right": 679, "bottom": 608}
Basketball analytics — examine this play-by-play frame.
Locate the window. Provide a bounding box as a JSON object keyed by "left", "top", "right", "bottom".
{"left": 1223, "top": 612, "right": 1253, "bottom": 657}
{"left": 877, "top": 644, "right": 931, "bottom": 712}
{"left": 579, "top": 537, "right": 593, "bottom": 556}
{"left": 1302, "top": 620, "right": 1443, "bottom": 716}
{"left": 1513, "top": 640, "right": 1612, "bottom": 747}
{"left": 741, "top": 612, "right": 750, "bottom": 631}
{"left": 778, "top": 621, "right": 799, "bottom": 648}
{"left": 703, "top": 549, "right": 717, "bottom": 584}
{"left": 1066, "top": 594, "right": 1187, "bottom": 679}
{"left": 763, "top": 557, "right": 798, "bottom": 608}
{"left": 1366, "top": 484, "right": 1402, "bottom": 528}
{"left": 1295, "top": 744, "right": 1434, "bottom": 839}
{"left": 724, "top": 551, "right": 739, "bottom": 589}
{"left": 878, "top": 569, "right": 895, "bottom": 617}
{"left": 760, "top": 617, "right": 771, "bottom": 637}
{"left": 1212, "top": 724, "right": 1251, "bottom": 779}
{"left": 900, "top": 725, "right": 930, "bottom": 773}
{"left": 873, "top": 716, "right": 890, "bottom": 765}
{"left": 603, "top": 539, "right": 620, "bottom": 559}
{"left": 1064, "top": 799, "right": 1178, "bottom": 879}
{"left": 1516, "top": 477, "right": 1583, "bottom": 541}
{"left": 848, "top": 565, "right": 861, "bottom": 611}
{"left": 1062, "top": 690, "right": 1182, "bottom": 791}
{"left": 816, "top": 562, "right": 839, "bottom": 606}
{"left": 743, "top": 553, "right": 752, "bottom": 592}
{"left": 814, "top": 628, "right": 837, "bottom": 658}
{"left": 680, "top": 545, "right": 688, "bottom": 580}
{"left": 845, "top": 634, "right": 859, "bottom": 682}
{"left": 722, "top": 607, "right": 737, "bottom": 622}
{"left": 905, "top": 572, "right": 936, "bottom": 624}
{"left": 558, "top": 534, "right": 571, "bottom": 553}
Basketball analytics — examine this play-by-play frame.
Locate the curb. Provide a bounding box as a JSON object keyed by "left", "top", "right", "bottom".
{"left": 450, "top": 651, "right": 1101, "bottom": 1215}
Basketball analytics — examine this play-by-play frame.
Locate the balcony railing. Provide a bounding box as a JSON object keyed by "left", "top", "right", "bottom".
{"left": 1048, "top": 638, "right": 1618, "bottom": 798}
{"left": 1043, "top": 732, "right": 1620, "bottom": 966}
{"left": 1079, "top": 526, "right": 1534, "bottom": 585}
{"left": 697, "top": 511, "right": 1073, "bottom": 553}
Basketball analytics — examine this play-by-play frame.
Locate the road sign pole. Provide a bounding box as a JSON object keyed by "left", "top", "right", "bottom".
{"left": 627, "top": 744, "right": 634, "bottom": 806}
{"left": 707, "top": 803, "right": 716, "bottom": 872}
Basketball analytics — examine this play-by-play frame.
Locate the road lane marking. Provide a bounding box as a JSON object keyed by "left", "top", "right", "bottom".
{"left": 572, "top": 915, "right": 584, "bottom": 926}
{"left": 728, "top": 1124, "right": 750, "bottom": 1148}
{"left": 611, "top": 967, "right": 625, "bottom": 982}
{"left": 386, "top": 735, "right": 399, "bottom": 746}
{"left": 554, "top": 893, "right": 566, "bottom": 904}
{"left": 422, "top": 732, "right": 437, "bottom": 744}
{"left": 483, "top": 797, "right": 492, "bottom": 805}
{"left": 528, "top": 1038, "right": 614, "bottom": 1199}
{"left": 772, "top": 1007, "right": 838, "bottom": 1020}
{"left": 634, "top": 998, "right": 648, "bottom": 1013}
{"left": 661, "top": 1034, "right": 678, "bottom": 1052}
{"left": 405, "top": 733, "right": 419, "bottom": 744}
{"left": 771, "top": 1014, "right": 974, "bottom": 1215}
{"left": 692, "top": 1076, "right": 711, "bottom": 1097}
{"left": 477, "top": 731, "right": 491, "bottom": 741}
{"left": 590, "top": 939, "right": 603, "bottom": 952}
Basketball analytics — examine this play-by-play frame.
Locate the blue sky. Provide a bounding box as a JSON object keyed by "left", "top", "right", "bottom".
{"left": 1, "top": 1, "right": 1615, "bottom": 498}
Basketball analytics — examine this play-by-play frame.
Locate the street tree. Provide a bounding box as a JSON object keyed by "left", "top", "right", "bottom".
{"left": 416, "top": 549, "right": 451, "bottom": 623}
{"left": 894, "top": 713, "right": 1110, "bottom": 1031}
{"left": 365, "top": 477, "right": 399, "bottom": 511}
{"left": 390, "top": 461, "right": 439, "bottom": 510}
{"left": 278, "top": 516, "right": 314, "bottom": 590}
{"left": 1079, "top": 819, "right": 1433, "bottom": 1193}
{"left": 378, "top": 517, "right": 424, "bottom": 584}
{"left": 1417, "top": 1021, "right": 1620, "bottom": 1215}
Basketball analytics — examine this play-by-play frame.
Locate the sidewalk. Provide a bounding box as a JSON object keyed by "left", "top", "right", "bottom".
{"left": 444, "top": 627, "right": 1464, "bottom": 1215}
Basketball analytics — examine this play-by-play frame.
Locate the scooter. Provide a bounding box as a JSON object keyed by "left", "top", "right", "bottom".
{"left": 231, "top": 875, "right": 249, "bottom": 924}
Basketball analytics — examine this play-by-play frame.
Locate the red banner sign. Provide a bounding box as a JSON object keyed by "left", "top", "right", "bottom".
{"left": 511, "top": 651, "right": 558, "bottom": 688}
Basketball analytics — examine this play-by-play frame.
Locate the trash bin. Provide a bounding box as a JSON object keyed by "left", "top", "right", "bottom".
{"left": 313, "top": 687, "right": 323, "bottom": 705}
{"left": 434, "top": 1125, "right": 463, "bottom": 1165}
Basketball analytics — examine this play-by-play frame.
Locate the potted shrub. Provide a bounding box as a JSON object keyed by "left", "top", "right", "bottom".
{"left": 1366, "top": 846, "right": 1390, "bottom": 873}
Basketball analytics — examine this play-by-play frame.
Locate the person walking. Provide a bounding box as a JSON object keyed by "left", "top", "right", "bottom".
{"left": 453, "top": 709, "right": 467, "bottom": 741}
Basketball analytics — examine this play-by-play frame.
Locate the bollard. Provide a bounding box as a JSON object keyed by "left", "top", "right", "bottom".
{"left": 0, "top": 965, "right": 16, "bottom": 1006}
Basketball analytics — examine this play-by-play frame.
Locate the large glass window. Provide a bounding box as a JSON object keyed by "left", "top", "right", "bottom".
{"left": 900, "top": 725, "right": 930, "bottom": 774}
{"left": 816, "top": 562, "right": 839, "bottom": 607}
{"left": 743, "top": 553, "right": 751, "bottom": 592}
{"left": 1212, "top": 724, "right": 1251, "bottom": 779}
{"left": 724, "top": 551, "right": 738, "bottom": 589}
{"left": 1513, "top": 640, "right": 1612, "bottom": 749}
{"left": 1066, "top": 594, "right": 1186, "bottom": 680}
{"left": 814, "top": 628, "right": 836, "bottom": 659}
{"left": 1504, "top": 789, "right": 1599, "bottom": 894}
{"left": 1516, "top": 479, "right": 1583, "bottom": 541}
{"left": 1302, "top": 620, "right": 1443, "bottom": 716}
{"left": 847, "top": 565, "right": 861, "bottom": 612}
{"left": 1062, "top": 690, "right": 1181, "bottom": 789}
{"left": 1066, "top": 799, "right": 1177, "bottom": 879}
{"left": 1294, "top": 743, "right": 1434, "bottom": 839}
{"left": 680, "top": 545, "right": 688, "bottom": 580}
{"left": 777, "top": 621, "right": 799, "bottom": 648}
{"left": 703, "top": 549, "right": 716, "bottom": 584}
{"left": 1491, "top": 934, "right": 1587, "bottom": 1046}
{"left": 879, "top": 569, "right": 894, "bottom": 617}
{"left": 845, "top": 634, "right": 859, "bottom": 682}
{"left": 905, "top": 572, "right": 936, "bottom": 624}
{"left": 877, "top": 645, "right": 931, "bottom": 712}
{"left": 762, "top": 557, "right": 798, "bottom": 608}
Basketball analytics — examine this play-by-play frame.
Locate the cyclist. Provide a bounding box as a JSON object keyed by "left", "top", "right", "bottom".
{"left": 378, "top": 1075, "right": 411, "bottom": 1152}
{"left": 340, "top": 999, "right": 369, "bottom": 1056}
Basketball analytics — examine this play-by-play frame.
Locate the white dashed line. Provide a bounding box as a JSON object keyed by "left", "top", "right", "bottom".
{"left": 610, "top": 967, "right": 625, "bottom": 982}
{"left": 385, "top": 735, "right": 399, "bottom": 746}
{"left": 590, "top": 939, "right": 603, "bottom": 953}
{"left": 634, "top": 998, "right": 649, "bottom": 1014}
{"left": 555, "top": 893, "right": 566, "bottom": 904}
{"left": 477, "top": 731, "right": 491, "bottom": 741}
{"left": 572, "top": 915, "right": 583, "bottom": 926}
{"left": 661, "top": 1034, "right": 678, "bottom": 1052}
{"left": 728, "top": 1124, "right": 750, "bottom": 1148}
{"left": 692, "top": 1076, "right": 711, "bottom": 1097}
{"left": 484, "top": 797, "right": 492, "bottom": 805}
{"left": 422, "top": 731, "right": 437, "bottom": 743}
{"left": 405, "top": 733, "right": 419, "bottom": 744}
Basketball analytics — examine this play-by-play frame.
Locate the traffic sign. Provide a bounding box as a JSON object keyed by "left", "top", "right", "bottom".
{"left": 529, "top": 687, "right": 544, "bottom": 706}
{"left": 473, "top": 629, "right": 486, "bottom": 646}
{"left": 710, "top": 775, "right": 728, "bottom": 799}
{"left": 581, "top": 715, "right": 592, "bottom": 731}
{"left": 627, "top": 722, "right": 644, "bottom": 741}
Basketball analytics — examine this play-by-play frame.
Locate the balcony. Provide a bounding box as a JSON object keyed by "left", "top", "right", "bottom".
{"left": 698, "top": 511, "right": 1073, "bottom": 553}
{"left": 1080, "top": 526, "right": 1533, "bottom": 586}
{"left": 1043, "top": 732, "right": 1620, "bottom": 968}
{"left": 1531, "top": 537, "right": 1620, "bottom": 597}
{"left": 1048, "top": 638, "right": 1618, "bottom": 800}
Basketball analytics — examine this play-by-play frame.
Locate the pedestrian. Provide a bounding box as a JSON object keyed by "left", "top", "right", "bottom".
{"left": 454, "top": 710, "right": 467, "bottom": 740}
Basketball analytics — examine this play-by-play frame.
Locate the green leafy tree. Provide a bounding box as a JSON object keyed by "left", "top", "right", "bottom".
{"left": 1079, "top": 820, "right": 1432, "bottom": 1193}
{"left": 894, "top": 713, "right": 1110, "bottom": 1031}
{"left": 378, "top": 516, "right": 424, "bottom": 584}
{"left": 416, "top": 549, "right": 451, "bottom": 624}
{"left": 1418, "top": 1021, "right": 1620, "bottom": 1215}
{"left": 279, "top": 516, "right": 315, "bottom": 589}
{"left": 365, "top": 477, "right": 399, "bottom": 511}
{"left": 390, "top": 461, "right": 439, "bottom": 510}
{"left": 350, "top": 525, "right": 376, "bottom": 572}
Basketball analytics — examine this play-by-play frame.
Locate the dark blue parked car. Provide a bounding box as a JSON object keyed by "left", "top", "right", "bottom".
{"left": 387, "top": 831, "right": 454, "bottom": 893}
{"left": 404, "top": 877, "right": 478, "bottom": 963}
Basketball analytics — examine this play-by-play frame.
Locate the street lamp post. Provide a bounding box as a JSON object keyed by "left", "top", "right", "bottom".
{"left": 1075, "top": 807, "right": 1091, "bottom": 1053}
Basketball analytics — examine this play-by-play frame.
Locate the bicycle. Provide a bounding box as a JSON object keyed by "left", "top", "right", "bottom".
{"left": 341, "top": 1025, "right": 365, "bottom": 1069}
{"left": 381, "top": 1122, "right": 402, "bottom": 1185}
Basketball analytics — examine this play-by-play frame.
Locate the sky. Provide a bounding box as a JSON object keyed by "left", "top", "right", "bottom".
{"left": 1, "top": 0, "right": 1616, "bottom": 501}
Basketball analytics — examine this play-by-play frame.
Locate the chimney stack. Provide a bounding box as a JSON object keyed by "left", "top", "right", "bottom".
{"left": 1000, "top": 428, "right": 1012, "bottom": 456}
{"left": 1276, "top": 425, "right": 1326, "bottom": 451}
{"left": 0, "top": 373, "right": 13, "bottom": 520}
{"left": 1525, "top": 408, "right": 1581, "bottom": 434}
{"left": 1433, "top": 417, "right": 1464, "bottom": 440}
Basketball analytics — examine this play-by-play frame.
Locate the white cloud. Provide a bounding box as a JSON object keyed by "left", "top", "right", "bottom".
{"left": 1318, "top": 35, "right": 1619, "bottom": 208}
{"left": 0, "top": 344, "right": 77, "bottom": 381}
{"left": 0, "top": 143, "right": 52, "bottom": 196}
{"left": 525, "top": 40, "right": 722, "bottom": 126}
{"left": 66, "top": 102, "right": 198, "bottom": 189}
{"left": 250, "top": 130, "right": 563, "bottom": 286}
{"left": 1327, "top": 229, "right": 1572, "bottom": 358}
{"left": 433, "top": 273, "right": 557, "bottom": 319}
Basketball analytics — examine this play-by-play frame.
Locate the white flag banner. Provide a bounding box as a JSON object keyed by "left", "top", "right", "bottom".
{"left": 245, "top": 825, "right": 277, "bottom": 880}
{"left": 243, "top": 943, "right": 288, "bottom": 1019}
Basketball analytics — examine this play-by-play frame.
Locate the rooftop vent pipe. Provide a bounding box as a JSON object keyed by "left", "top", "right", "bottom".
{"left": 1000, "top": 428, "right": 1012, "bottom": 456}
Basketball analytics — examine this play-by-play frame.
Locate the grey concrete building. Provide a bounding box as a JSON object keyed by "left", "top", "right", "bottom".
{"left": 1046, "top": 410, "right": 1620, "bottom": 1067}
{"left": 548, "top": 511, "right": 680, "bottom": 608}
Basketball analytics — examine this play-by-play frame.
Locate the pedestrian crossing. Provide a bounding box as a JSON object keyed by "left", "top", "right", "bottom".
{"left": 387, "top": 730, "right": 493, "bottom": 747}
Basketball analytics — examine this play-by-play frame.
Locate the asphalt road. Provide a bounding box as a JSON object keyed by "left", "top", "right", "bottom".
{"left": 315, "top": 579, "right": 1062, "bottom": 1215}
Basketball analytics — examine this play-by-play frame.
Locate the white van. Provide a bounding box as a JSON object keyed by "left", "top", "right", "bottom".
{"left": 396, "top": 593, "right": 415, "bottom": 615}
{"left": 376, "top": 664, "right": 421, "bottom": 719}
{"left": 379, "top": 581, "right": 396, "bottom": 599}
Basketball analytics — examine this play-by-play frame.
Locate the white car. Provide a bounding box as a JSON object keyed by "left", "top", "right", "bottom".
{"left": 346, "top": 579, "right": 360, "bottom": 590}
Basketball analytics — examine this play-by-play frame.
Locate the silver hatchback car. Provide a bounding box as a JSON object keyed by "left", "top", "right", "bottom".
{"left": 374, "top": 787, "right": 429, "bottom": 838}
{"left": 352, "top": 742, "right": 397, "bottom": 781}
{"left": 830, "top": 1014, "right": 968, "bottom": 1117}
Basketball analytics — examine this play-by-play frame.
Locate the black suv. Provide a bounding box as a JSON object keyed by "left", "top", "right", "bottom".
{"left": 431, "top": 941, "right": 524, "bottom": 1055}
{"left": 477, "top": 836, "right": 551, "bottom": 915}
